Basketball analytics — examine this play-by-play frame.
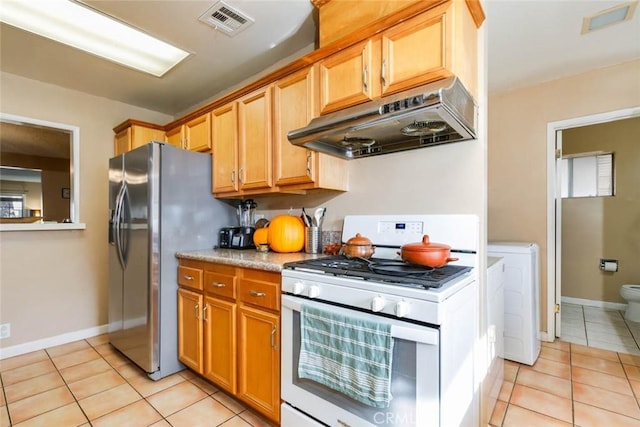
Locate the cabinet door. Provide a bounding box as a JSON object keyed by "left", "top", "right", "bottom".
{"left": 211, "top": 102, "right": 239, "bottom": 194}
{"left": 131, "top": 125, "right": 164, "bottom": 151}
{"left": 114, "top": 127, "right": 131, "bottom": 156}
{"left": 273, "top": 66, "right": 318, "bottom": 187}
{"left": 177, "top": 288, "right": 203, "bottom": 374}
{"left": 238, "top": 305, "right": 280, "bottom": 423}
{"left": 238, "top": 87, "right": 272, "bottom": 191}
{"left": 203, "top": 296, "right": 237, "bottom": 394}
{"left": 165, "top": 125, "right": 184, "bottom": 149}
{"left": 319, "top": 39, "right": 379, "bottom": 114}
{"left": 185, "top": 113, "right": 212, "bottom": 152}
{"left": 381, "top": 6, "right": 453, "bottom": 96}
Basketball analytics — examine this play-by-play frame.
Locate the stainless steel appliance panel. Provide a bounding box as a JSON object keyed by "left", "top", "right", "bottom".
{"left": 108, "top": 142, "right": 235, "bottom": 380}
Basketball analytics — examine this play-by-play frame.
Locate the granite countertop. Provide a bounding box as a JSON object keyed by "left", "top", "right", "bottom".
{"left": 176, "top": 248, "right": 328, "bottom": 272}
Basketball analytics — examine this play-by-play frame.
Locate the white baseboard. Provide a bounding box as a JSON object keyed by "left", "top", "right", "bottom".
{"left": 561, "top": 296, "right": 627, "bottom": 311}
{"left": 0, "top": 324, "right": 109, "bottom": 360}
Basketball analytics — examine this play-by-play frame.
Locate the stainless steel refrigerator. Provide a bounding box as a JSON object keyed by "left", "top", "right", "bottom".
{"left": 108, "top": 142, "right": 234, "bottom": 380}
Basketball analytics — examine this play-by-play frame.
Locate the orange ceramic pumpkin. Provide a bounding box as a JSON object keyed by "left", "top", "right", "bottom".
{"left": 253, "top": 227, "right": 269, "bottom": 246}
{"left": 267, "top": 215, "right": 305, "bottom": 253}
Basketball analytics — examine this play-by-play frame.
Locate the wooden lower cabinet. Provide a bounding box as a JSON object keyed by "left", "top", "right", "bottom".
{"left": 238, "top": 305, "right": 280, "bottom": 421}
{"left": 177, "top": 288, "right": 203, "bottom": 373}
{"left": 204, "top": 295, "right": 237, "bottom": 394}
{"left": 177, "top": 259, "right": 280, "bottom": 424}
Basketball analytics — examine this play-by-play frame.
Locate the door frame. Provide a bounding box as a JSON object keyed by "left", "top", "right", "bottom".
{"left": 545, "top": 106, "right": 640, "bottom": 340}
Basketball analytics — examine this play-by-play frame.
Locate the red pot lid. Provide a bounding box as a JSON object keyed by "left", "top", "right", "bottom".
{"left": 401, "top": 235, "right": 451, "bottom": 252}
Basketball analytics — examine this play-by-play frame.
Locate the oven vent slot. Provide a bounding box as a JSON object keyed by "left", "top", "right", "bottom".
{"left": 199, "top": 1, "right": 254, "bottom": 37}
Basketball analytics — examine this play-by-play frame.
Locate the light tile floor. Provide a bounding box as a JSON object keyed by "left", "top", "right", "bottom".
{"left": 0, "top": 335, "right": 274, "bottom": 427}
{"left": 560, "top": 303, "right": 640, "bottom": 355}
{"left": 490, "top": 340, "right": 640, "bottom": 426}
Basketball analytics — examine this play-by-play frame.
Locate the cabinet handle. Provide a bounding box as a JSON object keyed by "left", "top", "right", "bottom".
{"left": 183, "top": 275, "right": 194, "bottom": 281}
{"left": 194, "top": 303, "right": 200, "bottom": 320}
{"left": 249, "top": 290, "right": 266, "bottom": 298}
{"left": 306, "top": 152, "right": 312, "bottom": 176}
{"left": 381, "top": 59, "right": 387, "bottom": 87}
{"left": 270, "top": 326, "right": 277, "bottom": 349}
{"left": 362, "top": 64, "right": 368, "bottom": 93}
{"left": 203, "top": 304, "right": 208, "bottom": 322}
{"left": 211, "top": 282, "right": 226, "bottom": 288}
{"left": 238, "top": 168, "right": 244, "bottom": 184}
{"left": 231, "top": 170, "right": 235, "bottom": 184}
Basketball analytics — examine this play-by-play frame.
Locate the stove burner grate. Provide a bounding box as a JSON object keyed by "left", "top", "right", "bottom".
{"left": 284, "top": 256, "right": 472, "bottom": 289}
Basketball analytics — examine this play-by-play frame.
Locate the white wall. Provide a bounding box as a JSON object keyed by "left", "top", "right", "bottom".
{"left": 488, "top": 59, "right": 640, "bottom": 334}
{"left": 0, "top": 72, "right": 172, "bottom": 354}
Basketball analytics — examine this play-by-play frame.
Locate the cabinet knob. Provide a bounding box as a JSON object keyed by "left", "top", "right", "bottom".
{"left": 183, "top": 275, "right": 194, "bottom": 281}
{"left": 212, "top": 282, "right": 226, "bottom": 288}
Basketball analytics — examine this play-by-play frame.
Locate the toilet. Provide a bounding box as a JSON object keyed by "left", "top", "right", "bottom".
{"left": 620, "top": 284, "right": 640, "bottom": 322}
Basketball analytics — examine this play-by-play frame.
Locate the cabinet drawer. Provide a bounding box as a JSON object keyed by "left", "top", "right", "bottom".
{"left": 238, "top": 279, "right": 280, "bottom": 312}
{"left": 204, "top": 272, "right": 236, "bottom": 300}
{"left": 178, "top": 266, "right": 203, "bottom": 291}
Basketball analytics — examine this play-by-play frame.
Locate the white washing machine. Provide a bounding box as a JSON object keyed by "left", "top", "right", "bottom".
{"left": 488, "top": 242, "right": 541, "bottom": 365}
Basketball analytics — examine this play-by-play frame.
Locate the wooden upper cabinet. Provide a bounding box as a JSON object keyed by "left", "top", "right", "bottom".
{"left": 212, "top": 102, "right": 239, "bottom": 194}
{"left": 273, "top": 66, "right": 318, "bottom": 187}
{"left": 185, "top": 113, "right": 212, "bottom": 152}
{"left": 380, "top": 7, "right": 452, "bottom": 96}
{"left": 319, "top": 1, "right": 469, "bottom": 114}
{"left": 319, "top": 39, "right": 379, "bottom": 115}
{"left": 165, "top": 113, "right": 212, "bottom": 152}
{"left": 237, "top": 87, "right": 272, "bottom": 191}
{"left": 113, "top": 122, "right": 164, "bottom": 155}
{"left": 164, "top": 125, "right": 183, "bottom": 149}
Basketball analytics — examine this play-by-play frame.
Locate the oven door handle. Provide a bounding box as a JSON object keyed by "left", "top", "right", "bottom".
{"left": 282, "top": 295, "right": 439, "bottom": 346}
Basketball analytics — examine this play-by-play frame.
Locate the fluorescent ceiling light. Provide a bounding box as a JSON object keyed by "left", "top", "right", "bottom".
{"left": 581, "top": 1, "right": 638, "bottom": 34}
{"left": 0, "top": 0, "right": 190, "bottom": 77}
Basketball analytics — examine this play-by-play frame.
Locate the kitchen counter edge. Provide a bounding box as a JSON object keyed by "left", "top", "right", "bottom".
{"left": 176, "top": 248, "right": 326, "bottom": 272}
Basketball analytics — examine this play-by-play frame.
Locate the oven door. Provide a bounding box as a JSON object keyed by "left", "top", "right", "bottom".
{"left": 281, "top": 294, "right": 440, "bottom": 427}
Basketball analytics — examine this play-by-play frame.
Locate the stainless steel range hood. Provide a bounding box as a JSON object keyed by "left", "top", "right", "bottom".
{"left": 288, "top": 77, "right": 477, "bottom": 159}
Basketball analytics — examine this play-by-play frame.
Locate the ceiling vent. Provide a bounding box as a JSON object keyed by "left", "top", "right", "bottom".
{"left": 199, "top": 1, "right": 254, "bottom": 37}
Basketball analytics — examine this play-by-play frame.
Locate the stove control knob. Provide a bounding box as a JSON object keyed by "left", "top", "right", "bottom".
{"left": 292, "top": 282, "right": 305, "bottom": 295}
{"left": 395, "top": 301, "right": 410, "bottom": 318}
{"left": 371, "top": 296, "right": 386, "bottom": 312}
{"left": 307, "top": 285, "right": 320, "bottom": 299}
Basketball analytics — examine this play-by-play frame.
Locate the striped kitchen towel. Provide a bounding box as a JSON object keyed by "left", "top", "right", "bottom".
{"left": 298, "top": 304, "right": 394, "bottom": 408}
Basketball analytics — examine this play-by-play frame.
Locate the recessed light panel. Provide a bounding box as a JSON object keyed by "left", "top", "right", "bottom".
{"left": 581, "top": 1, "right": 638, "bottom": 34}
{"left": 0, "top": 0, "right": 190, "bottom": 77}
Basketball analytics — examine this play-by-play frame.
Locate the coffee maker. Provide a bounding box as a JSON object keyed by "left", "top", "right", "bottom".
{"left": 218, "top": 199, "right": 257, "bottom": 249}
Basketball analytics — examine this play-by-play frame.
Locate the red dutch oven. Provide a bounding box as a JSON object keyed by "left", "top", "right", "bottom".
{"left": 398, "top": 235, "right": 459, "bottom": 268}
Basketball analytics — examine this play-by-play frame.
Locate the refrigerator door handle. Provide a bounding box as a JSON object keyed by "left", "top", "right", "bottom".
{"left": 119, "top": 185, "right": 131, "bottom": 266}
{"left": 113, "top": 184, "right": 127, "bottom": 269}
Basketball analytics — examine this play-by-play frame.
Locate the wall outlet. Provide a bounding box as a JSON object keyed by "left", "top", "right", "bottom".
{"left": 0, "top": 323, "right": 10, "bottom": 339}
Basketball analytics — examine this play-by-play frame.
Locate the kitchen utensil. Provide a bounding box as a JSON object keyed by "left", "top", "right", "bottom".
{"left": 301, "top": 207, "right": 311, "bottom": 227}
{"left": 340, "top": 233, "right": 375, "bottom": 258}
{"left": 398, "top": 235, "right": 459, "bottom": 268}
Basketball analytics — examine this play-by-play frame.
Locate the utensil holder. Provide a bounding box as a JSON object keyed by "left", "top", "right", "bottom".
{"left": 305, "top": 226, "right": 322, "bottom": 254}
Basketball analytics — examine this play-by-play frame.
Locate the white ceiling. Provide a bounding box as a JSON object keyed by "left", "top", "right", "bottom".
{"left": 1, "top": 0, "right": 639, "bottom": 117}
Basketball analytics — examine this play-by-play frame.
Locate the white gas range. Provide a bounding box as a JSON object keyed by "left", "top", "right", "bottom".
{"left": 280, "top": 215, "right": 480, "bottom": 427}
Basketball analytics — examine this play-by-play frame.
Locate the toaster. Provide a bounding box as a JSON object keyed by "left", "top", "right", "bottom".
{"left": 218, "top": 227, "right": 255, "bottom": 249}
